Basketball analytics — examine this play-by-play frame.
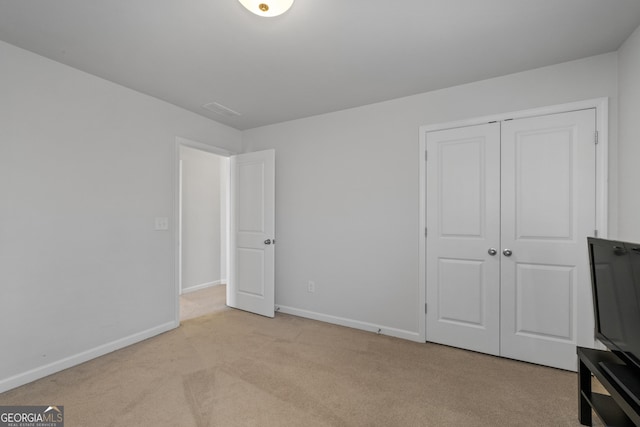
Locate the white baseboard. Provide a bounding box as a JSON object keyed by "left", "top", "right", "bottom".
{"left": 181, "top": 280, "right": 225, "bottom": 294}
{"left": 0, "top": 320, "right": 179, "bottom": 394}
{"left": 276, "top": 305, "right": 422, "bottom": 343}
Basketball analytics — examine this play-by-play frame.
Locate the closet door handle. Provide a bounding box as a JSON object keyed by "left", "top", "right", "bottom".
{"left": 488, "top": 248, "right": 497, "bottom": 256}
{"left": 503, "top": 249, "right": 513, "bottom": 257}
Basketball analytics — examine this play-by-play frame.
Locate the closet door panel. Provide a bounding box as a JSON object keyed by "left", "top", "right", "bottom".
{"left": 500, "top": 109, "right": 596, "bottom": 371}
{"left": 426, "top": 123, "right": 501, "bottom": 355}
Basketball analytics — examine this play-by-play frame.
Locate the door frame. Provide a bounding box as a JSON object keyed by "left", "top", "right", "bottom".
{"left": 418, "top": 98, "right": 609, "bottom": 343}
{"left": 173, "top": 137, "right": 236, "bottom": 324}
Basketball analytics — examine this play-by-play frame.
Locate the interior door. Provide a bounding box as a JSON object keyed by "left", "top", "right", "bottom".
{"left": 228, "top": 149, "right": 275, "bottom": 317}
{"left": 425, "top": 123, "right": 501, "bottom": 355}
{"left": 500, "top": 109, "right": 596, "bottom": 371}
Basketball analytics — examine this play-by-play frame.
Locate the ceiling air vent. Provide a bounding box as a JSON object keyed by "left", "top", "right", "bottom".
{"left": 202, "top": 102, "right": 242, "bottom": 117}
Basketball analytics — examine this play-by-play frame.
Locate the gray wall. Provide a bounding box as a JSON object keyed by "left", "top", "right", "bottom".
{"left": 243, "top": 52, "right": 619, "bottom": 338}
{"left": 618, "top": 24, "right": 640, "bottom": 241}
{"left": 0, "top": 40, "right": 241, "bottom": 392}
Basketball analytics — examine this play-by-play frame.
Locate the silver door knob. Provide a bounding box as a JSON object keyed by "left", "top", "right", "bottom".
{"left": 488, "top": 248, "right": 497, "bottom": 256}
{"left": 264, "top": 239, "right": 272, "bottom": 245}
{"left": 503, "top": 249, "right": 513, "bottom": 257}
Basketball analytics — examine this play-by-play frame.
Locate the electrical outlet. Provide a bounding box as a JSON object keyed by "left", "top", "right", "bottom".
{"left": 307, "top": 281, "right": 315, "bottom": 293}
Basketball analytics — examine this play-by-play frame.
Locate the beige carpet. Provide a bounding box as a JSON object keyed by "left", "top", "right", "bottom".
{"left": 0, "top": 309, "right": 589, "bottom": 426}
{"left": 180, "top": 285, "right": 228, "bottom": 321}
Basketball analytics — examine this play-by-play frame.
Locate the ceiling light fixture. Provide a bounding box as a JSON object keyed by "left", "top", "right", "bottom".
{"left": 237, "top": 0, "right": 294, "bottom": 17}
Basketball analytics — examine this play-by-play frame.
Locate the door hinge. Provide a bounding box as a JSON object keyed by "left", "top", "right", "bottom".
{"left": 594, "top": 229, "right": 598, "bottom": 237}
{"left": 425, "top": 227, "right": 428, "bottom": 237}
{"left": 595, "top": 131, "right": 599, "bottom": 145}
{"left": 425, "top": 151, "right": 428, "bottom": 161}
{"left": 425, "top": 303, "right": 428, "bottom": 314}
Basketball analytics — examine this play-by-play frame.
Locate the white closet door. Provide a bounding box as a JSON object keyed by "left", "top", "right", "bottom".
{"left": 500, "top": 109, "right": 596, "bottom": 371}
{"left": 426, "top": 123, "right": 501, "bottom": 355}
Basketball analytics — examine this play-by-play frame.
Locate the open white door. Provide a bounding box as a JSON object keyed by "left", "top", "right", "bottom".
{"left": 228, "top": 149, "right": 275, "bottom": 318}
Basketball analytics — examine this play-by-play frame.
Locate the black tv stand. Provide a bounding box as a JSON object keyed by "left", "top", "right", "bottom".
{"left": 600, "top": 361, "right": 640, "bottom": 409}
{"left": 578, "top": 347, "right": 640, "bottom": 426}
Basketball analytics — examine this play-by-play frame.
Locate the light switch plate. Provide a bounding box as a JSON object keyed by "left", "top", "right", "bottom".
{"left": 154, "top": 217, "right": 169, "bottom": 230}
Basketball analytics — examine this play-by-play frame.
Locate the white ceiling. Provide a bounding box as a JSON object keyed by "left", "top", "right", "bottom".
{"left": 1, "top": 1, "right": 640, "bottom": 130}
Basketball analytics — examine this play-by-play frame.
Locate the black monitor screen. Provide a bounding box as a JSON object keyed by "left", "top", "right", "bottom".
{"left": 589, "top": 238, "right": 640, "bottom": 370}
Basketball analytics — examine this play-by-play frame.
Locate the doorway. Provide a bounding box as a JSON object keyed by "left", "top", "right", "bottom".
{"left": 176, "top": 138, "right": 231, "bottom": 322}
{"left": 173, "top": 140, "right": 276, "bottom": 323}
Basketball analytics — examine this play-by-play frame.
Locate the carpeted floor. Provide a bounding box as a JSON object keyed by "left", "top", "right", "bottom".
{"left": 1, "top": 307, "right": 593, "bottom": 426}
{"left": 180, "top": 285, "right": 228, "bottom": 321}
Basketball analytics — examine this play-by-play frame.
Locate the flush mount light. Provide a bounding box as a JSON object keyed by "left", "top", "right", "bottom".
{"left": 238, "top": 0, "right": 294, "bottom": 17}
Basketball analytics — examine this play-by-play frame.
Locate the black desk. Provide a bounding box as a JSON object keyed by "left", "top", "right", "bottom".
{"left": 578, "top": 347, "right": 640, "bottom": 426}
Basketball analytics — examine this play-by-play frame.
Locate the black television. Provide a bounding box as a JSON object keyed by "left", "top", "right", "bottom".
{"left": 588, "top": 237, "right": 640, "bottom": 401}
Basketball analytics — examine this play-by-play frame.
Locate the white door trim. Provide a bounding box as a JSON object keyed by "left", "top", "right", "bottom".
{"left": 418, "top": 98, "right": 609, "bottom": 343}
{"left": 173, "top": 137, "right": 237, "bottom": 325}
